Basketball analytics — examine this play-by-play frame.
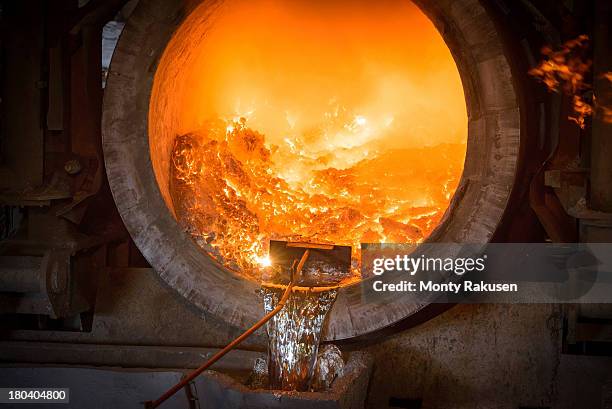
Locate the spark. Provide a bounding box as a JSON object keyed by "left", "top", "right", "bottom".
{"left": 255, "top": 255, "right": 272, "bottom": 267}
{"left": 355, "top": 115, "right": 367, "bottom": 126}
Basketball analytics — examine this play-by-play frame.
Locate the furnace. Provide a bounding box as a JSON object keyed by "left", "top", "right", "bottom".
{"left": 156, "top": 0, "right": 469, "bottom": 283}
{"left": 3, "top": 0, "right": 612, "bottom": 407}
{"left": 102, "top": 0, "right": 520, "bottom": 340}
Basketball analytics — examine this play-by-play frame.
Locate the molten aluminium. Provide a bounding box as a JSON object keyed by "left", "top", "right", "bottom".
{"left": 262, "top": 241, "right": 352, "bottom": 391}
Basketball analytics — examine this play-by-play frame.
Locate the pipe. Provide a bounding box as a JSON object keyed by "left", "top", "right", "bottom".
{"left": 0, "top": 255, "right": 43, "bottom": 293}
{"left": 144, "top": 249, "right": 311, "bottom": 408}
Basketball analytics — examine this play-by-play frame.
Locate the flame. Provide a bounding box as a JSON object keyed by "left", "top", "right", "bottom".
{"left": 569, "top": 95, "right": 593, "bottom": 128}
{"left": 529, "top": 35, "right": 612, "bottom": 128}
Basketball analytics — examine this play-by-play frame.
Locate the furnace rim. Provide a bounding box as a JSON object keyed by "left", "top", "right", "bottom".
{"left": 102, "top": 0, "right": 520, "bottom": 340}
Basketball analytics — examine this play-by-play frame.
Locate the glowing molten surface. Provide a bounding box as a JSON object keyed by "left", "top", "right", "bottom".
{"left": 157, "top": 0, "right": 468, "bottom": 282}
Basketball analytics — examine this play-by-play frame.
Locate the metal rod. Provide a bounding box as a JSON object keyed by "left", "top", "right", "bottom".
{"left": 144, "top": 249, "right": 311, "bottom": 408}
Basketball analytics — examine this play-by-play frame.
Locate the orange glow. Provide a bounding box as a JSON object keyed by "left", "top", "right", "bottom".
{"left": 153, "top": 0, "right": 467, "bottom": 282}
{"left": 529, "top": 35, "right": 591, "bottom": 128}
{"left": 528, "top": 35, "right": 612, "bottom": 128}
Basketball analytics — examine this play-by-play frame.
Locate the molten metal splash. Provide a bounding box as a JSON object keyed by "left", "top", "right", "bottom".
{"left": 170, "top": 113, "right": 465, "bottom": 281}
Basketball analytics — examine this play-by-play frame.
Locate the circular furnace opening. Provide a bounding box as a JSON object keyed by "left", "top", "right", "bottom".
{"left": 103, "top": 0, "right": 520, "bottom": 340}
{"left": 148, "top": 0, "right": 468, "bottom": 284}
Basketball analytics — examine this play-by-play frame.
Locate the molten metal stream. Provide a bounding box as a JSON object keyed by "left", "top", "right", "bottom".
{"left": 145, "top": 250, "right": 310, "bottom": 408}
{"left": 263, "top": 284, "right": 338, "bottom": 390}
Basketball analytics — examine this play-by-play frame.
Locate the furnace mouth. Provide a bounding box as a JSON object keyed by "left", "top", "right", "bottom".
{"left": 149, "top": 0, "right": 468, "bottom": 284}
{"left": 104, "top": 0, "right": 520, "bottom": 337}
